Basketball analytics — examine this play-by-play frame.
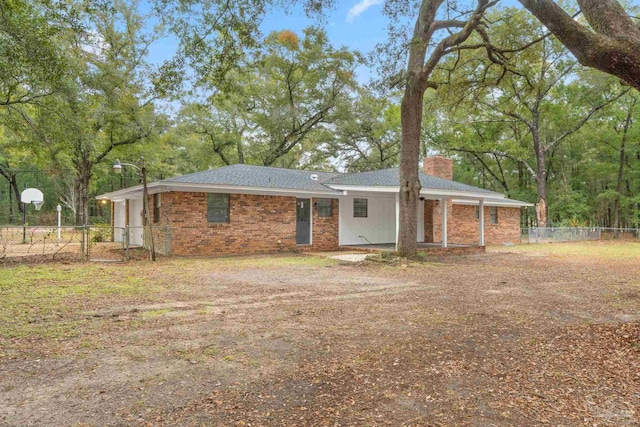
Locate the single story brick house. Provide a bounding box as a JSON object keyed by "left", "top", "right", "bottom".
{"left": 97, "top": 156, "right": 532, "bottom": 256}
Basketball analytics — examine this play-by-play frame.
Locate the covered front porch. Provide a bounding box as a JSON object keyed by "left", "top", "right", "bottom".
{"left": 338, "top": 192, "right": 491, "bottom": 249}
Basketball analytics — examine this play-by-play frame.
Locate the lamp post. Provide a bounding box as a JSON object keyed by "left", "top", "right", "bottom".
{"left": 113, "top": 158, "right": 156, "bottom": 261}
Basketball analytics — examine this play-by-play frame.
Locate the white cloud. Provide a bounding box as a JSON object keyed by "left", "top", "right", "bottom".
{"left": 346, "top": 0, "right": 382, "bottom": 23}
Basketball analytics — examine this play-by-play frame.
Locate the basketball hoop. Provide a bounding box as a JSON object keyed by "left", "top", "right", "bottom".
{"left": 20, "top": 187, "right": 44, "bottom": 244}
{"left": 21, "top": 188, "right": 44, "bottom": 210}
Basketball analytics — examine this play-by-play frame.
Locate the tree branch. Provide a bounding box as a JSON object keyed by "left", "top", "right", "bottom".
{"left": 545, "top": 88, "right": 631, "bottom": 151}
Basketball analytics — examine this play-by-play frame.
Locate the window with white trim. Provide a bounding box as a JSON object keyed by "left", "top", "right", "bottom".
{"left": 153, "top": 194, "right": 161, "bottom": 223}
{"left": 353, "top": 198, "right": 368, "bottom": 218}
{"left": 490, "top": 206, "right": 498, "bottom": 224}
{"left": 207, "top": 193, "right": 230, "bottom": 223}
{"left": 316, "top": 198, "right": 332, "bottom": 217}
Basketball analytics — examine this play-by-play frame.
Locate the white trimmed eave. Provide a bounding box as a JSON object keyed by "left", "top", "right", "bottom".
{"left": 96, "top": 182, "right": 531, "bottom": 206}
{"left": 452, "top": 198, "right": 534, "bottom": 208}
{"left": 325, "top": 184, "right": 505, "bottom": 201}
{"left": 96, "top": 181, "right": 344, "bottom": 202}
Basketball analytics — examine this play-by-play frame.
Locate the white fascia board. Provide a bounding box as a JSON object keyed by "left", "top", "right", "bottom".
{"left": 96, "top": 182, "right": 343, "bottom": 201}
{"left": 326, "top": 184, "right": 504, "bottom": 200}
{"left": 420, "top": 189, "right": 506, "bottom": 199}
{"left": 452, "top": 198, "right": 534, "bottom": 207}
{"left": 327, "top": 185, "right": 398, "bottom": 193}
{"left": 95, "top": 185, "right": 144, "bottom": 201}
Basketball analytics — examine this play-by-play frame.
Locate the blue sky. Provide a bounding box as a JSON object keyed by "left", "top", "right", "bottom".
{"left": 143, "top": 0, "right": 523, "bottom": 81}
{"left": 144, "top": 0, "right": 392, "bottom": 73}
{"left": 142, "top": 0, "right": 639, "bottom": 85}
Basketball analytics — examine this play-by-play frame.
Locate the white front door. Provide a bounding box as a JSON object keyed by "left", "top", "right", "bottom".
{"left": 128, "top": 198, "right": 144, "bottom": 246}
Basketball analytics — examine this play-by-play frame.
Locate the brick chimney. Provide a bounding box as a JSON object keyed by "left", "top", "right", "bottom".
{"left": 423, "top": 155, "right": 453, "bottom": 180}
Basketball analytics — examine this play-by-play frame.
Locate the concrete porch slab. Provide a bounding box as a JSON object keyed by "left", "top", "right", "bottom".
{"left": 329, "top": 253, "right": 371, "bottom": 263}
{"left": 343, "top": 243, "right": 485, "bottom": 255}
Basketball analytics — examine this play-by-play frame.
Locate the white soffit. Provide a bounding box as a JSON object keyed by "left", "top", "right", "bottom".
{"left": 452, "top": 198, "right": 534, "bottom": 207}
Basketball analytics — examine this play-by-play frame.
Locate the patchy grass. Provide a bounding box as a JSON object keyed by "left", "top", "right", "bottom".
{"left": 0, "top": 264, "right": 157, "bottom": 339}
{"left": 0, "top": 243, "right": 638, "bottom": 427}
{"left": 490, "top": 240, "right": 640, "bottom": 258}
{"left": 141, "top": 308, "right": 172, "bottom": 318}
{"left": 0, "top": 255, "right": 334, "bottom": 341}
{"left": 164, "top": 253, "right": 337, "bottom": 269}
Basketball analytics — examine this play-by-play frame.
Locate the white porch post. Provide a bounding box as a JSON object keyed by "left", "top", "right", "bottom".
{"left": 395, "top": 192, "right": 400, "bottom": 250}
{"left": 479, "top": 199, "right": 485, "bottom": 246}
{"left": 441, "top": 196, "right": 448, "bottom": 248}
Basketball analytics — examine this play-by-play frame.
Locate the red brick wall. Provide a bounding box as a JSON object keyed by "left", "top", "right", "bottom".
{"left": 308, "top": 198, "right": 339, "bottom": 251}
{"left": 448, "top": 205, "right": 478, "bottom": 244}
{"left": 155, "top": 192, "right": 297, "bottom": 256}
{"left": 424, "top": 202, "right": 521, "bottom": 246}
{"left": 424, "top": 199, "right": 453, "bottom": 243}
{"left": 141, "top": 191, "right": 521, "bottom": 255}
{"left": 150, "top": 192, "right": 340, "bottom": 256}
{"left": 424, "top": 200, "right": 435, "bottom": 243}
{"left": 484, "top": 207, "right": 521, "bottom": 245}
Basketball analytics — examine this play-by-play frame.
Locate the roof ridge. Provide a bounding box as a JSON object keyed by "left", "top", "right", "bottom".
{"left": 224, "top": 163, "right": 343, "bottom": 175}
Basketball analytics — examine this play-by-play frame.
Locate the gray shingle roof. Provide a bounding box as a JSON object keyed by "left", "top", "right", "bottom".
{"left": 324, "top": 168, "right": 502, "bottom": 195}
{"left": 163, "top": 164, "right": 342, "bottom": 193}
{"left": 162, "top": 164, "right": 504, "bottom": 196}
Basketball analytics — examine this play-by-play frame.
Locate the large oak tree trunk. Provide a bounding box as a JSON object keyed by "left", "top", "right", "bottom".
{"left": 74, "top": 161, "right": 92, "bottom": 226}
{"left": 533, "top": 156, "right": 548, "bottom": 228}
{"left": 0, "top": 167, "right": 24, "bottom": 223}
{"left": 613, "top": 95, "right": 636, "bottom": 233}
{"left": 613, "top": 142, "right": 624, "bottom": 233}
{"left": 8, "top": 173, "right": 23, "bottom": 223}
{"left": 531, "top": 114, "right": 548, "bottom": 227}
{"left": 397, "top": 85, "right": 424, "bottom": 257}
{"left": 397, "top": 0, "right": 490, "bottom": 257}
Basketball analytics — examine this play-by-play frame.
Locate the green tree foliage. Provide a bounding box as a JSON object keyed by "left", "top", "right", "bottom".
{"left": 0, "top": 0, "right": 69, "bottom": 107}
{"left": 0, "top": 0, "right": 71, "bottom": 220}
{"left": 330, "top": 90, "right": 402, "bottom": 172}
{"left": 179, "top": 27, "right": 361, "bottom": 169}
{"left": 2, "top": 1, "right": 166, "bottom": 225}
{"left": 2, "top": 0, "right": 640, "bottom": 233}
{"left": 424, "top": 8, "right": 632, "bottom": 227}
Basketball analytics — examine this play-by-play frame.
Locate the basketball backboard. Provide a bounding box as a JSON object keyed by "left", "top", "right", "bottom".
{"left": 21, "top": 188, "right": 44, "bottom": 206}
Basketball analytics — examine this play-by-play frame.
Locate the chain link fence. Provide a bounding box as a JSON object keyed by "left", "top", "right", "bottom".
{"left": 0, "top": 224, "right": 171, "bottom": 262}
{"left": 521, "top": 227, "right": 640, "bottom": 244}
{"left": 0, "top": 225, "right": 85, "bottom": 261}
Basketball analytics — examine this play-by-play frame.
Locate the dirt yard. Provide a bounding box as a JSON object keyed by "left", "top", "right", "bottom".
{"left": 0, "top": 242, "right": 638, "bottom": 426}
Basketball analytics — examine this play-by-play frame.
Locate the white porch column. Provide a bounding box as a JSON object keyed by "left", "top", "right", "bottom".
{"left": 395, "top": 192, "right": 400, "bottom": 249}
{"left": 417, "top": 198, "right": 425, "bottom": 242}
{"left": 441, "top": 196, "right": 448, "bottom": 248}
{"left": 479, "top": 199, "right": 485, "bottom": 246}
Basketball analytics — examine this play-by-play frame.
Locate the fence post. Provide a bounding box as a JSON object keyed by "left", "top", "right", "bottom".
{"left": 125, "top": 225, "right": 130, "bottom": 261}
{"left": 86, "top": 226, "right": 90, "bottom": 260}
{"left": 165, "top": 225, "right": 172, "bottom": 256}
{"left": 80, "top": 227, "right": 85, "bottom": 260}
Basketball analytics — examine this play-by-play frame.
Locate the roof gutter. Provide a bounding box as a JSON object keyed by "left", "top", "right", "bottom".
{"left": 96, "top": 181, "right": 344, "bottom": 201}
{"left": 325, "top": 185, "right": 505, "bottom": 200}
{"left": 452, "top": 198, "right": 534, "bottom": 207}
